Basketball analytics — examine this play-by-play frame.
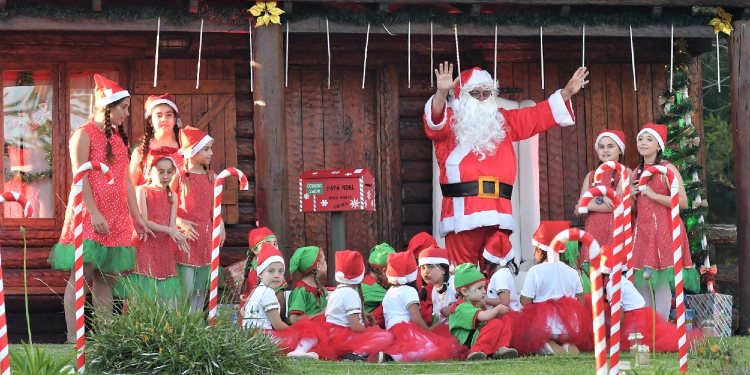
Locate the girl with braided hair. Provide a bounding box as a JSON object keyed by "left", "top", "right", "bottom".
{"left": 361, "top": 243, "right": 396, "bottom": 328}
{"left": 128, "top": 93, "right": 182, "bottom": 187}
{"left": 50, "top": 74, "right": 153, "bottom": 343}
{"left": 287, "top": 246, "right": 328, "bottom": 323}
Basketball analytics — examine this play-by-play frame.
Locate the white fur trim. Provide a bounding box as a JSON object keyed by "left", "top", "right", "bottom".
{"left": 483, "top": 248, "right": 516, "bottom": 267}
{"left": 595, "top": 132, "right": 625, "bottom": 153}
{"left": 548, "top": 89, "right": 575, "bottom": 127}
{"left": 418, "top": 256, "right": 449, "bottom": 266}
{"left": 10, "top": 164, "right": 33, "bottom": 172}
{"left": 144, "top": 99, "right": 179, "bottom": 118}
{"left": 637, "top": 128, "right": 665, "bottom": 151}
{"left": 335, "top": 270, "right": 365, "bottom": 285}
{"left": 257, "top": 255, "right": 284, "bottom": 275}
{"left": 464, "top": 69, "right": 493, "bottom": 89}
{"left": 424, "top": 95, "right": 448, "bottom": 131}
{"left": 531, "top": 239, "right": 552, "bottom": 252}
{"left": 387, "top": 270, "right": 418, "bottom": 285}
{"left": 97, "top": 90, "right": 130, "bottom": 108}
{"left": 184, "top": 135, "right": 213, "bottom": 158}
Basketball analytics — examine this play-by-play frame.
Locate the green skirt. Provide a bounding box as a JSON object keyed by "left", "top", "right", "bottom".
{"left": 177, "top": 264, "right": 211, "bottom": 292}
{"left": 114, "top": 274, "right": 183, "bottom": 301}
{"left": 633, "top": 267, "right": 701, "bottom": 293}
{"left": 49, "top": 240, "right": 135, "bottom": 274}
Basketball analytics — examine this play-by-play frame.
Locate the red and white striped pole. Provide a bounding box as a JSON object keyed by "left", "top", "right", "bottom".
{"left": 0, "top": 191, "right": 32, "bottom": 375}
{"left": 72, "top": 161, "right": 113, "bottom": 373}
{"left": 550, "top": 228, "right": 605, "bottom": 375}
{"left": 639, "top": 165, "right": 687, "bottom": 372}
{"left": 208, "top": 167, "right": 249, "bottom": 326}
{"left": 593, "top": 161, "right": 634, "bottom": 282}
{"left": 578, "top": 185, "right": 623, "bottom": 375}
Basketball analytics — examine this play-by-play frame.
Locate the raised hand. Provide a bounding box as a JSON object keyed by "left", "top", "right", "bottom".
{"left": 561, "top": 67, "right": 590, "bottom": 101}
{"left": 434, "top": 61, "right": 456, "bottom": 94}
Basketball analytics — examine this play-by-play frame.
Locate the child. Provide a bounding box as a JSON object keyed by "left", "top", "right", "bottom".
{"left": 377, "top": 251, "right": 462, "bottom": 363}
{"left": 239, "top": 227, "right": 280, "bottom": 301}
{"left": 287, "top": 246, "right": 328, "bottom": 323}
{"left": 319, "top": 250, "right": 393, "bottom": 361}
{"left": 449, "top": 263, "right": 518, "bottom": 360}
{"left": 513, "top": 221, "right": 592, "bottom": 356}
{"left": 482, "top": 231, "right": 521, "bottom": 311}
{"left": 176, "top": 126, "right": 225, "bottom": 313}
{"left": 418, "top": 246, "right": 456, "bottom": 325}
{"left": 129, "top": 93, "right": 183, "bottom": 187}
{"left": 115, "top": 156, "right": 188, "bottom": 302}
{"left": 631, "top": 123, "right": 699, "bottom": 320}
{"left": 361, "top": 243, "right": 395, "bottom": 328}
{"left": 242, "top": 243, "right": 320, "bottom": 359}
{"left": 406, "top": 232, "right": 439, "bottom": 323}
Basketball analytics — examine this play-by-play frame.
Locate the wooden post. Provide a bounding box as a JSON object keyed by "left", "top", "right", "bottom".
{"left": 730, "top": 21, "right": 750, "bottom": 333}
{"left": 253, "top": 25, "right": 290, "bottom": 251}
{"left": 376, "top": 66, "right": 403, "bottom": 248}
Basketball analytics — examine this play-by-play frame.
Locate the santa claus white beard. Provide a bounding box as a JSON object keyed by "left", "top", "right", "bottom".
{"left": 451, "top": 96, "right": 506, "bottom": 160}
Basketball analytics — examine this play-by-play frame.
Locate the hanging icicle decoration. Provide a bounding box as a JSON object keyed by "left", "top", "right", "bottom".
{"left": 454, "top": 24, "right": 461, "bottom": 89}
{"left": 630, "top": 26, "right": 637, "bottom": 92}
{"left": 669, "top": 24, "right": 674, "bottom": 92}
{"left": 326, "top": 17, "right": 331, "bottom": 89}
{"left": 249, "top": 21, "right": 254, "bottom": 92}
{"left": 196, "top": 19, "right": 204, "bottom": 90}
{"left": 408, "top": 21, "right": 411, "bottom": 89}
{"left": 362, "top": 22, "right": 370, "bottom": 89}
{"left": 540, "top": 25, "right": 545, "bottom": 90}
{"left": 285, "top": 21, "right": 290, "bottom": 88}
{"left": 493, "top": 24, "right": 498, "bottom": 88}
{"left": 430, "top": 21, "right": 434, "bottom": 88}
{"left": 153, "top": 17, "right": 160, "bottom": 88}
{"left": 716, "top": 33, "right": 721, "bottom": 93}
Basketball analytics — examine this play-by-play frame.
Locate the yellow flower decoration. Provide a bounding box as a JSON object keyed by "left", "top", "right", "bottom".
{"left": 710, "top": 7, "right": 733, "bottom": 36}
{"left": 249, "top": 1, "right": 284, "bottom": 27}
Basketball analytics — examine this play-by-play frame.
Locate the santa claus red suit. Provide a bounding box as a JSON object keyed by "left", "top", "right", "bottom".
{"left": 423, "top": 67, "right": 576, "bottom": 265}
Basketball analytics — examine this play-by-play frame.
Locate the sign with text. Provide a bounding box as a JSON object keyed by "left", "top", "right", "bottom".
{"left": 299, "top": 168, "right": 376, "bottom": 213}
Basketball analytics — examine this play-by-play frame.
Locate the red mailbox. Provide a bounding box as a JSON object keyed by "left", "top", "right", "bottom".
{"left": 299, "top": 168, "right": 376, "bottom": 213}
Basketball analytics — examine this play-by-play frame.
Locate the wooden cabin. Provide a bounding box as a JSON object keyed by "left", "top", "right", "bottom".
{"left": 0, "top": 0, "right": 723, "bottom": 342}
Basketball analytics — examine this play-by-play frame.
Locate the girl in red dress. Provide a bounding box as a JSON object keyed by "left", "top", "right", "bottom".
{"left": 128, "top": 94, "right": 183, "bottom": 187}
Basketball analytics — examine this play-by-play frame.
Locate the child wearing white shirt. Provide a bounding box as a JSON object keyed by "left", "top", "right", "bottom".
{"left": 418, "top": 246, "right": 456, "bottom": 325}
{"left": 482, "top": 232, "right": 521, "bottom": 311}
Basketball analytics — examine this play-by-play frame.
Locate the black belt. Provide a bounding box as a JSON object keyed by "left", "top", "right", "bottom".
{"left": 440, "top": 177, "right": 513, "bottom": 200}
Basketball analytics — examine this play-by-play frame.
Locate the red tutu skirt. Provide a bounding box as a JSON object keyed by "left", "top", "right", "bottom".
{"left": 383, "top": 322, "right": 464, "bottom": 362}
{"left": 314, "top": 323, "right": 394, "bottom": 360}
{"left": 621, "top": 307, "right": 701, "bottom": 353}
{"left": 269, "top": 318, "right": 327, "bottom": 353}
{"left": 511, "top": 297, "right": 593, "bottom": 355}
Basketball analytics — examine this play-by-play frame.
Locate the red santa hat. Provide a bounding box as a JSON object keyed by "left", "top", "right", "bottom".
{"left": 595, "top": 129, "right": 626, "bottom": 154}
{"left": 418, "top": 245, "right": 450, "bottom": 267}
{"left": 532, "top": 221, "right": 571, "bottom": 252}
{"left": 483, "top": 231, "right": 515, "bottom": 267}
{"left": 454, "top": 67, "right": 494, "bottom": 99}
{"left": 637, "top": 123, "right": 667, "bottom": 151}
{"left": 144, "top": 93, "right": 179, "bottom": 119}
{"left": 386, "top": 251, "right": 418, "bottom": 285}
{"left": 256, "top": 242, "right": 285, "bottom": 275}
{"left": 7, "top": 145, "right": 32, "bottom": 172}
{"left": 93, "top": 73, "right": 130, "bottom": 108}
{"left": 179, "top": 126, "right": 213, "bottom": 158}
{"left": 248, "top": 227, "right": 276, "bottom": 250}
{"left": 335, "top": 250, "right": 365, "bottom": 285}
{"left": 406, "top": 232, "right": 438, "bottom": 259}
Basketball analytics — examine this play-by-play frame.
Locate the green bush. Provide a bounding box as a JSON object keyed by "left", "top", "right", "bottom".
{"left": 10, "top": 342, "right": 74, "bottom": 375}
{"left": 87, "top": 293, "right": 286, "bottom": 374}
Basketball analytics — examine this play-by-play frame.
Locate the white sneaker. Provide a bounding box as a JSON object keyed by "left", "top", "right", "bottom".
{"left": 287, "top": 351, "right": 319, "bottom": 360}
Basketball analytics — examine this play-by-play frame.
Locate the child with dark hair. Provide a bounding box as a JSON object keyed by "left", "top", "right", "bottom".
{"left": 482, "top": 231, "right": 521, "bottom": 311}
{"left": 361, "top": 243, "right": 395, "bottom": 328}
{"left": 129, "top": 93, "right": 182, "bottom": 187}
{"left": 418, "top": 246, "right": 455, "bottom": 325}
{"left": 287, "top": 246, "right": 328, "bottom": 323}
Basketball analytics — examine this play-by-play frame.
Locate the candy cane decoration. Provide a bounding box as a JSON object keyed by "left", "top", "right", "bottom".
{"left": 593, "top": 161, "right": 634, "bottom": 284}
{"left": 639, "top": 165, "right": 688, "bottom": 372}
{"left": 208, "top": 168, "right": 249, "bottom": 326}
{"left": 550, "top": 229, "right": 605, "bottom": 375}
{"left": 72, "top": 161, "right": 113, "bottom": 373}
{"left": 578, "top": 185, "right": 624, "bottom": 375}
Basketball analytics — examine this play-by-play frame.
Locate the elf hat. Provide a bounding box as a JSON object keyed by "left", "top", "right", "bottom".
{"left": 406, "top": 232, "right": 438, "bottom": 259}
{"left": 595, "top": 129, "right": 626, "bottom": 153}
{"left": 454, "top": 263, "right": 486, "bottom": 290}
{"left": 532, "top": 221, "right": 571, "bottom": 252}
{"left": 289, "top": 246, "right": 322, "bottom": 275}
{"left": 144, "top": 93, "right": 179, "bottom": 119}
{"left": 418, "top": 245, "right": 450, "bottom": 266}
{"left": 386, "top": 251, "right": 418, "bottom": 285}
{"left": 637, "top": 123, "right": 668, "bottom": 151}
{"left": 179, "top": 126, "right": 213, "bottom": 159}
{"left": 335, "top": 250, "right": 366, "bottom": 285}
{"left": 248, "top": 227, "right": 276, "bottom": 253}
{"left": 369, "top": 243, "right": 396, "bottom": 268}
{"left": 483, "top": 231, "right": 515, "bottom": 267}
{"left": 93, "top": 74, "right": 130, "bottom": 108}
{"left": 454, "top": 67, "right": 494, "bottom": 99}
{"left": 256, "top": 242, "right": 285, "bottom": 275}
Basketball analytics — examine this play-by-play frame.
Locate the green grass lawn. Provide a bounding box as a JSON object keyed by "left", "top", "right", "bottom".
{"left": 11, "top": 336, "right": 750, "bottom": 374}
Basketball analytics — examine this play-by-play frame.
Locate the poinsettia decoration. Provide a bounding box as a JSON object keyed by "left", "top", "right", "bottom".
{"left": 248, "top": 1, "right": 284, "bottom": 27}
{"left": 709, "top": 7, "right": 733, "bottom": 36}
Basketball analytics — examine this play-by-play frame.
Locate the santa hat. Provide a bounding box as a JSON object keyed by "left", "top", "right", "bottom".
{"left": 453, "top": 67, "right": 494, "bottom": 99}
{"left": 144, "top": 93, "right": 179, "bottom": 119}
{"left": 256, "top": 242, "right": 285, "bottom": 275}
{"left": 595, "top": 129, "right": 626, "bottom": 154}
{"left": 454, "top": 263, "right": 486, "bottom": 290}
{"left": 335, "top": 250, "right": 365, "bottom": 285}
{"left": 418, "top": 246, "right": 450, "bottom": 267}
{"left": 406, "top": 232, "right": 438, "bottom": 259}
{"left": 7, "top": 145, "right": 32, "bottom": 172}
{"left": 248, "top": 227, "right": 276, "bottom": 252}
{"left": 483, "top": 231, "right": 515, "bottom": 267}
{"left": 532, "top": 221, "right": 571, "bottom": 252}
{"left": 179, "top": 126, "right": 213, "bottom": 159}
{"left": 598, "top": 245, "right": 622, "bottom": 274}
{"left": 93, "top": 74, "right": 130, "bottom": 108}
{"left": 386, "top": 251, "right": 418, "bottom": 285}
{"left": 289, "top": 246, "right": 322, "bottom": 275}
{"left": 637, "top": 123, "right": 667, "bottom": 151}
{"left": 369, "top": 243, "right": 396, "bottom": 268}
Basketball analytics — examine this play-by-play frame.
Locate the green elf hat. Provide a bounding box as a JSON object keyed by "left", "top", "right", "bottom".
{"left": 454, "top": 263, "right": 486, "bottom": 290}
{"left": 369, "top": 243, "right": 396, "bottom": 268}
{"left": 289, "top": 246, "right": 322, "bottom": 274}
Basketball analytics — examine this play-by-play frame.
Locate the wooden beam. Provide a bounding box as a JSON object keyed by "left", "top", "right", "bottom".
{"left": 92, "top": 0, "right": 101, "bottom": 12}
{"left": 471, "top": 4, "right": 481, "bottom": 17}
{"left": 652, "top": 6, "right": 663, "bottom": 18}
{"left": 283, "top": 1, "right": 293, "bottom": 14}
{"left": 560, "top": 5, "right": 571, "bottom": 17}
{"left": 377, "top": 65, "right": 404, "bottom": 249}
{"left": 730, "top": 21, "right": 750, "bottom": 335}
{"left": 288, "top": 0, "right": 748, "bottom": 6}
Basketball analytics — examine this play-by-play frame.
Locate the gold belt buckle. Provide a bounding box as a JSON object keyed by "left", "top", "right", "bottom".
{"left": 477, "top": 176, "right": 500, "bottom": 199}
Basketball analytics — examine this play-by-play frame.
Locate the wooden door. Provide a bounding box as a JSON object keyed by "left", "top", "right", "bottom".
{"left": 130, "top": 59, "right": 240, "bottom": 223}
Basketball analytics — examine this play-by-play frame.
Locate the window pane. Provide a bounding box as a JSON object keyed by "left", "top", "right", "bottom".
{"left": 2, "top": 70, "right": 54, "bottom": 219}
{"left": 69, "top": 71, "right": 120, "bottom": 133}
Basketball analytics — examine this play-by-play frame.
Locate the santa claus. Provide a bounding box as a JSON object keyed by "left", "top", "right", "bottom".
{"left": 424, "top": 62, "right": 589, "bottom": 266}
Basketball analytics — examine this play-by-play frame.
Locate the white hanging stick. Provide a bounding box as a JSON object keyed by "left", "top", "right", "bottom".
{"left": 716, "top": 33, "right": 721, "bottom": 93}
{"left": 493, "top": 24, "right": 498, "bottom": 87}
{"left": 153, "top": 17, "right": 160, "bottom": 88}
{"left": 285, "top": 21, "right": 290, "bottom": 88}
{"left": 362, "top": 22, "right": 370, "bottom": 89}
{"left": 540, "top": 25, "right": 545, "bottom": 90}
{"left": 326, "top": 17, "right": 331, "bottom": 89}
{"left": 249, "top": 21, "right": 254, "bottom": 92}
{"left": 669, "top": 24, "right": 674, "bottom": 92}
{"left": 454, "top": 24, "right": 461, "bottom": 89}
{"left": 581, "top": 24, "right": 585, "bottom": 68}
{"left": 630, "top": 26, "right": 637, "bottom": 92}
{"left": 408, "top": 21, "right": 411, "bottom": 89}
{"left": 196, "top": 19, "right": 204, "bottom": 90}
{"left": 430, "top": 21, "right": 434, "bottom": 88}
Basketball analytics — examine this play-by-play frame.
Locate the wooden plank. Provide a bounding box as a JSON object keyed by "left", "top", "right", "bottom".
{"left": 589, "top": 63, "right": 608, "bottom": 171}
{"left": 194, "top": 95, "right": 231, "bottom": 130}
{"left": 224, "top": 95, "right": 239, "bottom": 224}
{"left": 301, "top": 69, "right": 326, "bottom": 253}
{"left": 400, "top": 140, "right": 432, "bottom": 161}
{"left": 175, "top": 94, "right": 193, "bottom": 126}
{"left": 635, "top": 63, "right": 653, "bottom": 163}
{"left": 605, "top": 64, "right": 624, "bottom": 132}
{"left": 323, "top": 68, "right": 345, "bottom": 263}
{"left": 650, "top": 63, "right": 668, "bottom": 122}
{"left": 525, "top": 62, "right": 548, "bottom": 219}
{"left": 286, "top": 68, "right": 306, "bottom": 250}
{"left": 173, "top": 59, "right": 193, "bottom": 80}
{"left": 380, "top": 66, "right": 404, "bottom": 248}
{"left": 236, "top": 118, "right": 254, "bottom": 138}
{"left": 544, "top": 63, "right": 565, "bottom": 221}
{"left": 620, "top": 63, "right": 639, "bottom": 167}
{"left": 400, "top": 118, "right": 428, "bottom": 140}
{"left": 688, "top": 57, "right": 706, "bottom": 168}
{"left": 402, "top": 182, "right": 432, "bottom": 204}
{"left": 401, "top": 161, "right": 432, "bottom": 183}
{"left": 2, "top": 247, "right": 53, "bottom": 269}
{"left": 4, "top": 269, "right": 68, "bottom": 288}
{"left": 133, "top": 80, "right": 235, "bottom": 95}
{"left": 402, "top": 204, "right": 432, "bottom": 225}
{"left": 560, "top": 63, "right": 582, "bottom": 222}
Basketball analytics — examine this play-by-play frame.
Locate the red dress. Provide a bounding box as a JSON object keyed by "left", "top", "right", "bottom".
{"left": 176, "top": 171, "right": 213, "bottom": 267}
{"left": 580, "top": 169, "right": 618, "bottom": 264}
